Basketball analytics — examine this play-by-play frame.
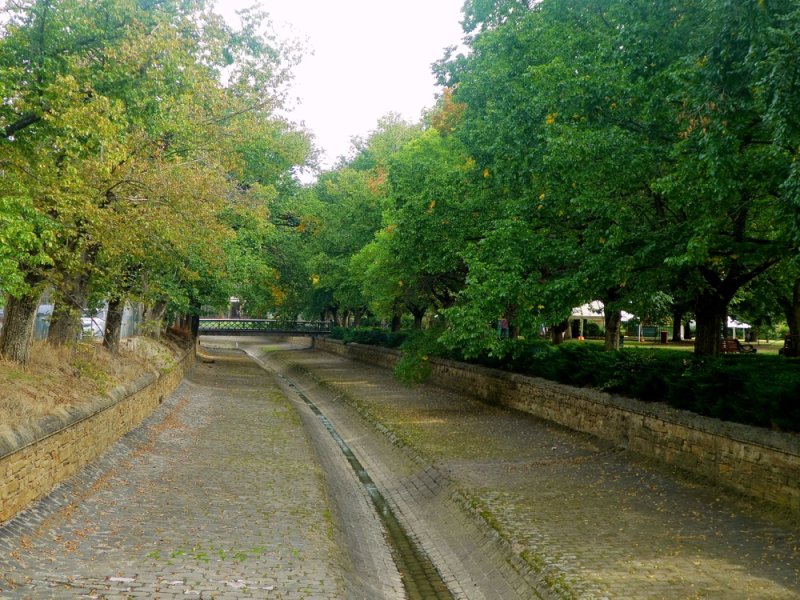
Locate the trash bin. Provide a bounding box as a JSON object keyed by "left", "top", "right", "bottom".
{"left": 660, "top": 331, "right": 668, "bottom": 344}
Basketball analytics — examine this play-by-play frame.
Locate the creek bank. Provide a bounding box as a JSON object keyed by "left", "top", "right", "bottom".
{"left": 0, "top": 339, "right": 195, "bottom": 523}
{"left": 317, "top": 338, "right": 800, "bottom": 512}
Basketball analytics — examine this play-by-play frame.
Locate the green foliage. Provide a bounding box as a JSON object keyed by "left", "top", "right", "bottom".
{"left": 0, "top": 0, "right": 312, "bottom": 357}
{"left": 501, "top": 345, "right": 800, "bottom": 432}
{"left": 351, "top": 329, "right": 800, "bottom": 431}
{"left": 0, "top": 191, "right": 56, "bottom": 296}
{"left": 434, "top": 0, "right": 800, "bottom": 356}
{"left": 351, "top": 125, "right": 473, "bottom": 322}
{"left": 329, "top": 327, "right": 408, "bottom": 348}
{"left": 392, "top": 329, "right": 449, "bottom": 386}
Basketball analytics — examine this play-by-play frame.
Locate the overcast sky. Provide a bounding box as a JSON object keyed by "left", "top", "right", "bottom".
{"left": 216, "top": 0, "right": 466, "bottom": 170}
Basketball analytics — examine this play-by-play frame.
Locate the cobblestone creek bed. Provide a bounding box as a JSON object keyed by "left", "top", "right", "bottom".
{"left": 0, "top": 350, "right": 346, "bottom": 599}
{"left": 2, "top": 338, "right": 798, "bottom": 600}
{"left": 267, "top": 340, "right": 800, "bottom": 600}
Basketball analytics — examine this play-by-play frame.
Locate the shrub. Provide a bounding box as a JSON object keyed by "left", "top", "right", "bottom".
{"left": 584, "top": 322, "right": 603, "bottom": 337}
{"left": 330, "top": 327, "right": 408, "bottom": 348}
{"left": 394, "top": 328, "right": 450, "bottom": 385}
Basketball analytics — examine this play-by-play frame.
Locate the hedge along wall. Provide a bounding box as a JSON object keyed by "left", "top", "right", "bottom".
{"left": 317, "top": 338, "right": 800, "bottom": 511}
{"left": 0, "top": 345, "right": 195, "bottom": 523}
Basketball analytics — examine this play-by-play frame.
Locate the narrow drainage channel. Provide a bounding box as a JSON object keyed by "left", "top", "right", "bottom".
{"left": 278, "top": 373, "right": 455, "bottom": 600}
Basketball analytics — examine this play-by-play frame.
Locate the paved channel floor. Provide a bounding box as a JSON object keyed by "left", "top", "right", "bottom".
{"left": 0, "top": 352, "right": 346, "bottom": 599}
{"left": 2, "top": 339, "right": 800, "bottom": 600}
{"left": 262, "top": 342, "right": 800, "bottom": 600}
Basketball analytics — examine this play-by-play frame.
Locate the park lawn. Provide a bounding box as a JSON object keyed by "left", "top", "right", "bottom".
{"left": 576, "top": 337, "right": 785, "bottom": 355}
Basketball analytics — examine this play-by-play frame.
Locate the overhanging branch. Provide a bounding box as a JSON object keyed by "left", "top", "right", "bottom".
{"left": 3, "top": 112, "right": 43, "bottom": 139}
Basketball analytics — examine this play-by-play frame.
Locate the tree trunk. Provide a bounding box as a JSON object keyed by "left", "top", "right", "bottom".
{"left": 694, "top": 299, "right": 726, "bottom": 357}
{"left": 188, "top": 301, "right": 201, "bottom": 340}
{"left": 779, "top": 278, "right": 800, "bottom": 357}
{"left": 604, "top": 310, "right": 622, "bottom": 350}
{"left": 48, "top": 302, "right": 79, "bottom": 344}
{"left": 410, "top": 307, "right": 426, "bottom": 329}
{"left": 390, "top": 312, "right": 402, "bottom": 332}
{"left": 550, "top": 320, "right": 568, "bottom": 345}
{"left": 47, "top": 247, "right": 97, "bottom": 345}
{"left": 0, "top": 291, "right": 42, "bottom": 365}
{"left": 103, "top": 296, "right": 124, "bottom": 354}
{"left": 144, "top": 300, "right": 168, "bottom": 339}
{"left": 722, "top": 307, "right": 729, "bottom": 340}
{"left": 48, "top": 277, "right": 89, "bottom": 345}
{"left": 671, "top": 309, "right": 683, "bottom": 342}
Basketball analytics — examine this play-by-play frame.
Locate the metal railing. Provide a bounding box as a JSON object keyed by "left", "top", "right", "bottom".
{"left": 198, "top": 319, "right": 332, "bottom": 336}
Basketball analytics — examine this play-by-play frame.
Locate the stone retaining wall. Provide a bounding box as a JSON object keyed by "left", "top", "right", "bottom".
{"left": 0, "top": 344, "right": 195, "bottom": 523}
{"left": 318, "top": 338, "right": 800, "bottom": 511}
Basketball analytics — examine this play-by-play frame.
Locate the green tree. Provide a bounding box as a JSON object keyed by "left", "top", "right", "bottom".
{"left": 0, "top": 0, "right": 307, "bottom": 360}
{"left": 298, "top": 116, "right": 420, "bottom": 325}
{"left": 438, "top": 0, "right": 797, "bottom": 356}
{"left": 354, "top": 123, "right": 473, "bottom": 329}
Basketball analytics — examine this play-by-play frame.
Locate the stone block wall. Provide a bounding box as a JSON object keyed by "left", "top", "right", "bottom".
{"left": 317, "top": 338, "right": 800, "bottom": 511}
{"left": 0, "top": 346, "right": 195, "bottom": 523}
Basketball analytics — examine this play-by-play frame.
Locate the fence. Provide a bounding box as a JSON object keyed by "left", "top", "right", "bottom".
{"left": 25, "top": 303, "right": 144, "bottom": 341}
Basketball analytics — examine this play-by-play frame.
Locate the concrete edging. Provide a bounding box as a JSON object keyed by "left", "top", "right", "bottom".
{"left": 0, "top": 344, "right": 196, "bottom": 523}
{"left": 317, "top": 338, "right": 800, "bottom": 511}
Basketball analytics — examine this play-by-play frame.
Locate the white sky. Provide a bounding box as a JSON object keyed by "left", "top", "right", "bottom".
{"left": 215, "top": 1, "right": 466, "bottom": 170}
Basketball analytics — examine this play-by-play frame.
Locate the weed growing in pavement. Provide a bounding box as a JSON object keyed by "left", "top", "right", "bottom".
{"left": 468, "top": 496, "right": 507, "bottom": 539}
{"left": 146, "top": 544, "right": 269, "bottom": 564}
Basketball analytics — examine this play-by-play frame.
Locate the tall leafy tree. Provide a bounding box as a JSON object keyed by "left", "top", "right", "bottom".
{"left": 437, "top": 0, "right": 797, "bottom": 356}
{"left": 355, "top": 122, "right": 473, "bottom": 329}
{"left": 0, "top": 0, "right": 308, "bottom": 361}
{"left": 300, "top": 116, "right": 420, "bottom": 324}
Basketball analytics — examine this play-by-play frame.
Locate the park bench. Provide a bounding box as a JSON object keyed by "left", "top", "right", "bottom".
{"left": 720, "top": 338, "right": 757, "bottom": 354}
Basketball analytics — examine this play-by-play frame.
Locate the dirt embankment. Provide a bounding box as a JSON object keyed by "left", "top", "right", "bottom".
{"left": 0, "top": 336, "right": 188, "bottom": 448}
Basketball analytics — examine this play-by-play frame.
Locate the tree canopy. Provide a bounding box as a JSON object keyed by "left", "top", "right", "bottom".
{"left": 0, "top": 0, "right": 311, "bottom": 361}
{"left": 3, "top": 0, "right": 799, "bottom": 364}
{"left": 273, "top": 0, "right": 800, "bottom": 358}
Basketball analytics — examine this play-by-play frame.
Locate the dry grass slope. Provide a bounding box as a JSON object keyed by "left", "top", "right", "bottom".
{"left": 0, "top": 337, "right": 185, "bottom": 452}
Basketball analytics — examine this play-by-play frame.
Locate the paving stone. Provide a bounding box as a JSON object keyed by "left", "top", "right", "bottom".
{"left": 0, "top": 353, "right": 345, "bottom": 600}
{"left": 4, "top": 337, "right": 798, "bottom": 600}
{"left": 264, "top": 342, "right": 800, "bottom": 600}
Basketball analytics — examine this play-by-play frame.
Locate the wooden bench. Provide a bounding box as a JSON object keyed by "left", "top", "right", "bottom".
{"left": 720, "top": 338, "right": 757, "bottom": 354}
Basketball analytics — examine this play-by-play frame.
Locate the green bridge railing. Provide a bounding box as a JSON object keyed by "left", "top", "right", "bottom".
{"left": 198, "top": 319, "right": 332, "bottom": 336}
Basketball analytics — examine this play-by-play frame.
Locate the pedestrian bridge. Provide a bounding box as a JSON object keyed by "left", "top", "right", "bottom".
{"left": 198, "top": 318, "right": 332, "bottom": 336}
